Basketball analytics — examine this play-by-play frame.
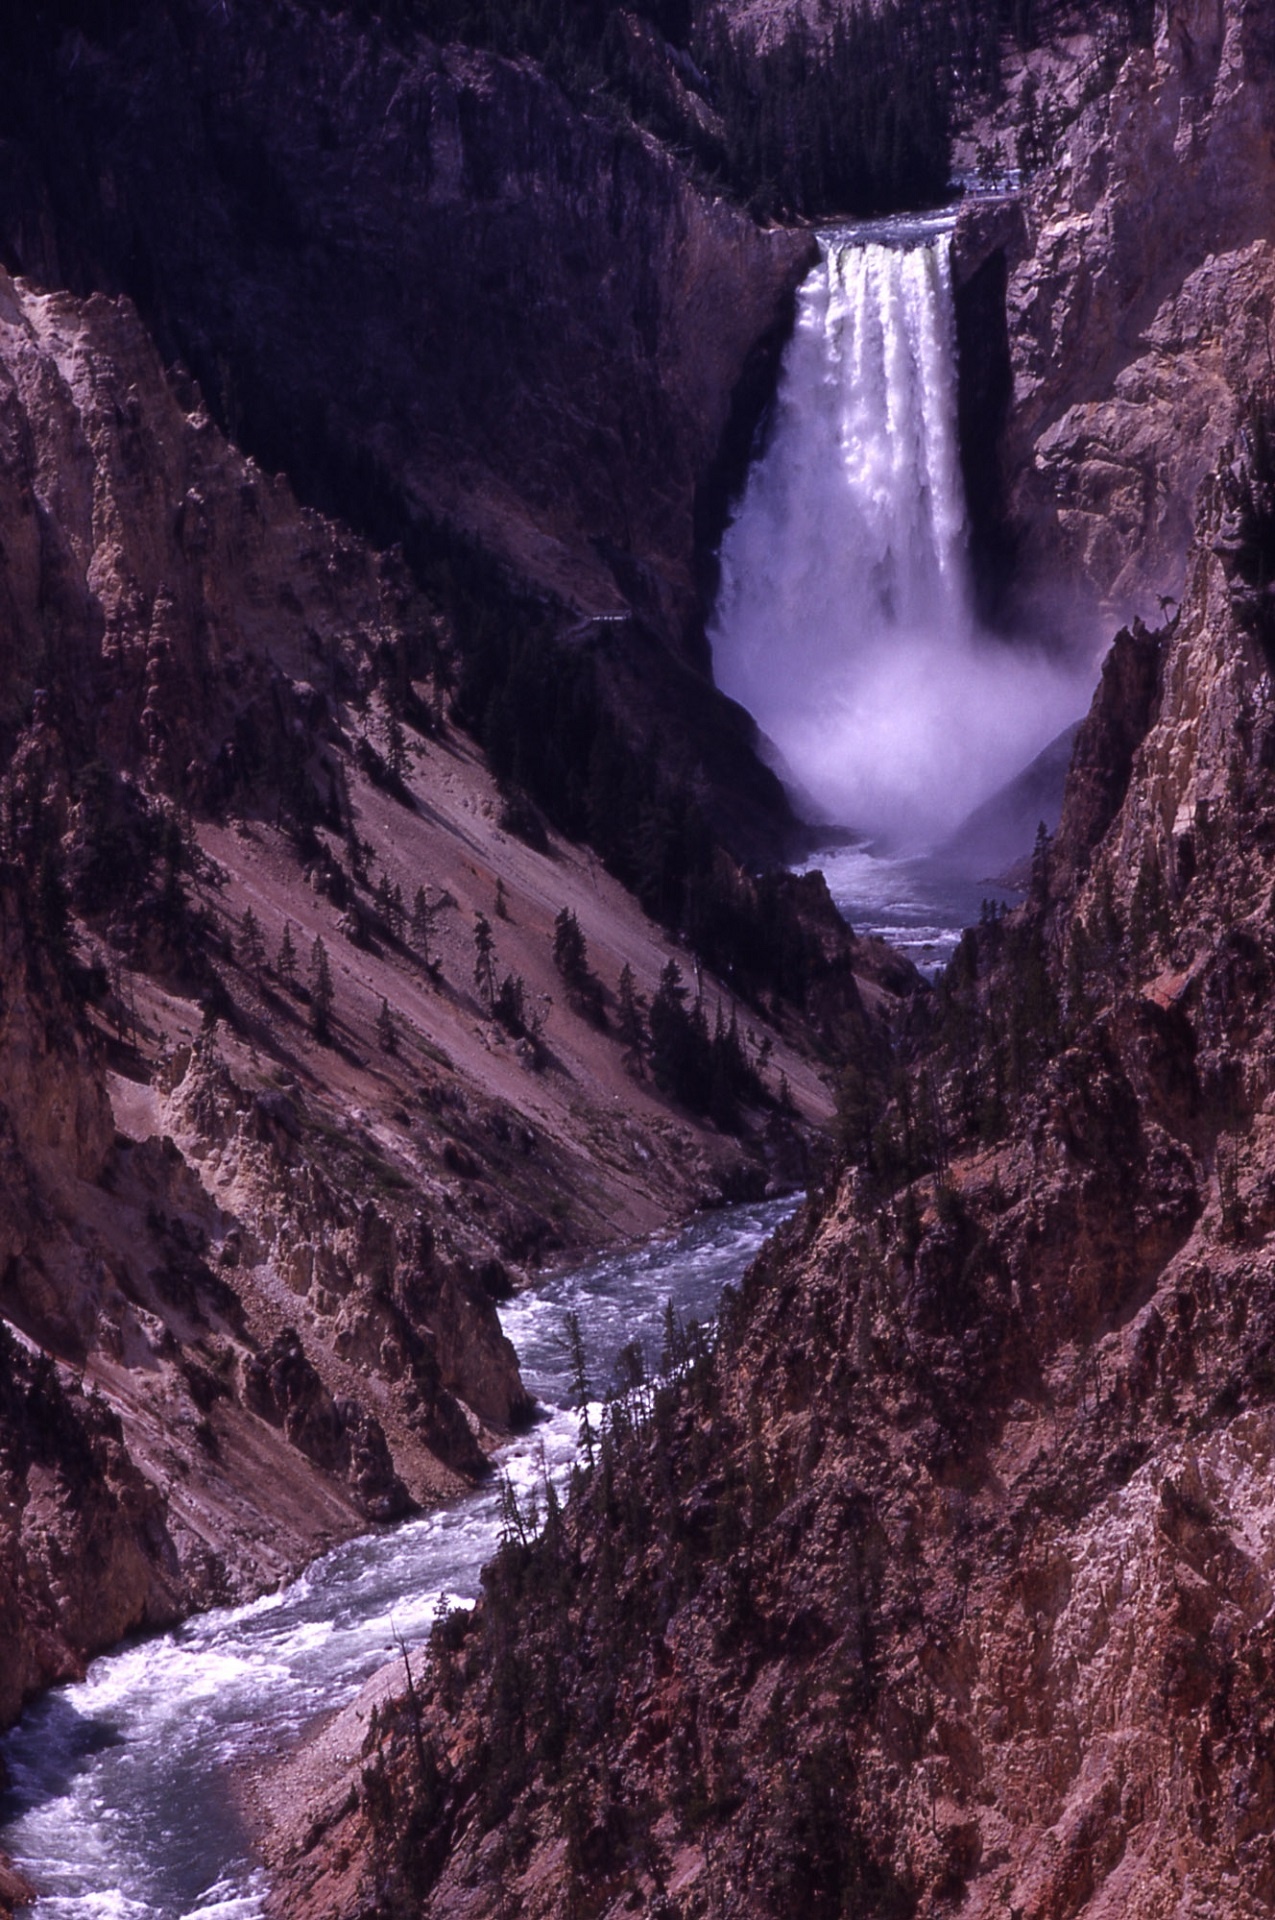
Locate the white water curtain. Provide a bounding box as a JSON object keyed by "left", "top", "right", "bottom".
{"left": 710, "top": 231, "right": 1089, "bottom": 851}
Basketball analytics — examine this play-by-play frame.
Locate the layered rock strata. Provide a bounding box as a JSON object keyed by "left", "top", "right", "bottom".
{"left": 0, "top": 259, "right": 854, "bottom": 1737}
{"left": 957, "top": 0, "right": 1275, "bottom": 629}
{"left": 266, "top": 435, "right": 1275, "bottom": 1917}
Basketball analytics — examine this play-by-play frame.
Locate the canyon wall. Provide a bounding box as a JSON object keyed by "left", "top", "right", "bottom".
{"left": 0, "top": 256, "right": 850, "bottom": 1736}
{"left": 269, "top": 414, "right": 1275, "bottom": 1920}
{"left": 0, "top": 1, "right": 814, "bottom": 855}
{"left": 957, "top": 0, "right": 1275, "bottom": 630}
{"left": 255, "top": 9, "right": 1275, "bottom": 1909}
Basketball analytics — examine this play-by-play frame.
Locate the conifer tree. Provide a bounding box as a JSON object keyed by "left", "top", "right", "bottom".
{"left": 376, "top": 995, "right": 397, "bottom": 1054}
{"left": 473, "top": 912, "right": 497, "bottom": 1010}
{"left": 411, "top": 885, "right": 438, "bottom": 968}
{"left": 566, "top": 1308, "right": 595, "bottom": 1471}
{"left": 238, "top": 906, "right": 266, "bottom": 984}
{"left": 552, "top": 906, "right": 588, "bottom": 987}
{"left": 310, "top": 935, "right": 335, "bottom": 1039}
{"left": 277, "top": 919, "right": 298, "bottom": 992}
{"left": 617, "top": 961, "right": 646, "bottom": 1073}
{"left": 385, "top": 712, "right": 408, "bottom": 783}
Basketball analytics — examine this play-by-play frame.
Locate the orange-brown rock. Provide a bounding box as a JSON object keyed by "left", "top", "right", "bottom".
{"left": 264, "top": 423, "right": 1275, "bottom": 1917}
{"left": 957, "top": 0, "right": 1275, "bottom": 628}
{"left": 0, "top": 224, "right": 848, "bottom": 1729}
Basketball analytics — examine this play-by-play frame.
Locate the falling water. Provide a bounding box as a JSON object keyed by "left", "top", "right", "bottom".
{"left": 710, "top": 217, "right": 1092, "bottom": 858}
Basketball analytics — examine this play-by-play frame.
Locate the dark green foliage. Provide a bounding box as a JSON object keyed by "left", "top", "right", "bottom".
{"left": 553, "top": 907, "right": 606, "bottom": 1028}
{"left": 323, "top": 0, "right": 1157, "bottom": 223}
{"left": 410, "top": 886, "right": 440, "bottom": 970}
{"left": 0, "top": 1318, "right": 117, "bottom": 1490}
{"left": 647, "top": 960, "right": 764, "bottom": 1129}
{"left": 310, "top": 934, "right": 335, "bottom": 1038}
{"left": 552, "top": 906, "right": 588, "bottom": 984}
{"left": 767, "top": 1732, "right": 916, "bottom": 1919}
{"left": 472, "top": 912, "right": 496, "bottom": 1010}
{"left": 277, "top": 920, "right": 298, "bottom": 991}
{"left": 648, "top": 959, "right": 707, "bottom": 1106}
{"left": 699, "top": 2, "right": 954, "bottom": 220}
{"left": 238, "top": 906, "right": 266, "bottom": 982}
{"left": 451, "top": 573, "right": 821, "bottom": 1014}
{"left": 617, "top": 961, "right": 646, "bottom": 1073}
{"left": 375, "top": 872, "right": 406, "bottom": 940}
{"left": 492, "top": 971, "right": 527, "bottom": 1036}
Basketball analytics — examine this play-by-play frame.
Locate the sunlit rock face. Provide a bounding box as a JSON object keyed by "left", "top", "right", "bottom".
{"left": 275, "top": 428, "right": 1275, "bottom": 1920}
{"left": 985, "top": 0, "right": 1275, "bottom": 628}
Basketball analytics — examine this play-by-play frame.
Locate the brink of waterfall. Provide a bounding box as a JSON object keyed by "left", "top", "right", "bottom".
{"left": 710, "top": 221, "right": 1094, "bottom": 854}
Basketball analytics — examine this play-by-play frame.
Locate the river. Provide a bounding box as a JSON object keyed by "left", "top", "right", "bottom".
{"left": 0, "top": 1196, "right": 798, "bottom": 1919}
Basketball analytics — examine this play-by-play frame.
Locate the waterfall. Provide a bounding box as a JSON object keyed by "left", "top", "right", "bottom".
{"left": 710, "top": 224, "right": 1090, "bottom": 852}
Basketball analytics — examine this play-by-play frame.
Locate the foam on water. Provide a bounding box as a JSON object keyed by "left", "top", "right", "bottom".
{"left": 796, "top": 839, "right": 1018, "bottom": 975}
{"left": 0, "top": 1195, "right": 797, "bottom": 1918}
{"left": 710, "top": 222, "right": 1093, "bottom": 853}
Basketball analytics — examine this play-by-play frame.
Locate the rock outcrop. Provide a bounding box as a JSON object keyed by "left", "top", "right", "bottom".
{"left": 957, "top": 0, "right": 1275, "bottom": 629}
{"left": 266, "top": 428, "right": 1275, "bottom": 1917}
{"left": 0, "top": 0, "right": 813, "bottom": 855}
{"left": 0, "top": 236, "right": 852, "bottom": 1732}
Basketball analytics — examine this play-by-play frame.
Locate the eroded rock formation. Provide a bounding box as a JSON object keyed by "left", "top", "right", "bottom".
{"left": 264, "top": 413, "right": 1275, "bottom": 1919}
{"left": 0, "top": 232, "right": 861, "bottom": 1745}
{"left": 956, "top": 0, "right": 1275, "bottom": 629}
{"left": 0, "top": 0, "right": 815, "bottom": 857}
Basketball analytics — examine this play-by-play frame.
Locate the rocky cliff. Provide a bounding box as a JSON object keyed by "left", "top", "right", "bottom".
{"left": 0, "top": 253, "right": 855, "bottom": 1740}
{"left": 0, "top": 0, "right": 814, "bottom": 856}
{"left": 956, "top": 0, "right": 1275, "bottom": 631}
{"left": 263, "top": 400, "right": 1275, "bottom": 1917}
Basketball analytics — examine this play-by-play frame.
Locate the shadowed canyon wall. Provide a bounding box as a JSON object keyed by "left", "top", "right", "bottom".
{"left": 270, "top": 384, "right": 1275, "bottom": 1920}
{"left": 0, "top": 1, "right": 817, "bottom": 856}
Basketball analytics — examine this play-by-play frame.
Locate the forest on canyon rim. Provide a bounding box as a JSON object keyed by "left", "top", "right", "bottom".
{"left": 1, "top": 0, "right": 1275, "bottom": 1916}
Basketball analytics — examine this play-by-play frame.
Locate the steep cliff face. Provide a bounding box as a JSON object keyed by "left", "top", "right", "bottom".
{"left": 0, "top": 887, "right": 185, "bottom": 1731}
{"left": 957, "top": 0, "right": 1275, "bottom": 628}
{"left": 0, "top": 247, "right": 852, "bottom": 1734}
{"left": 267, "top": 434, "right": 1275, "bottom": 1918}
{"left": 0, "top": 0, "right": 812, "bottom": 853}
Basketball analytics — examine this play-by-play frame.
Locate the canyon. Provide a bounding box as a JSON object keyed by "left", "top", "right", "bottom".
{"left": 0, "top": 242, "right": 853, "bottom": 1735}
{"left": 1, "top": 1, "right": 1274, "bottom": 1917}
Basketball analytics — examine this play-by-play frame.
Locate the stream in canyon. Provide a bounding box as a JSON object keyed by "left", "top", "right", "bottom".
{"left": 0, "top": 1196, "right": 797, "bottom": 1919}
{"left": 0, "top": 208, "right": 1101, "bottom": 1920}
{"left": 710, "top": 211, "right": 1095, "bottom": 972}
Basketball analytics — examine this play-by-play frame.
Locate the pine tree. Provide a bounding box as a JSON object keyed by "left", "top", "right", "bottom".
{"left": 411, "top": 885, "right": 438, "bottom": 968}
{"left": 617, "top": 961, "right": 646, "bottom": 1073}
{"left": 552, "top": 906, "right": 588, "bottom": 987}
{"left": 566, "top": 1309, "right": 595, "bottom": 1472}
{"left": 473, "top": 913, "right": 497, "bottom": 1010}
{"left": 238, "top": 906, "right": 266, "bottom": 983}
{"left": 1030, "top": 821, "right": 1052, "bottom": 904}
{"left": 385, "top": 711, "right": 408, "bottom": 783}
{"left": 376, "top": 995, "right": 397, "bottom": 1054}
{"left": 310, "top": 935, "right": 335, "bottom": 1039}
{"left": 495, "top": 876, "right": 510, "bottom": 921}
{"left": 277, "top": 920, "right": 298, "bottom": 992}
